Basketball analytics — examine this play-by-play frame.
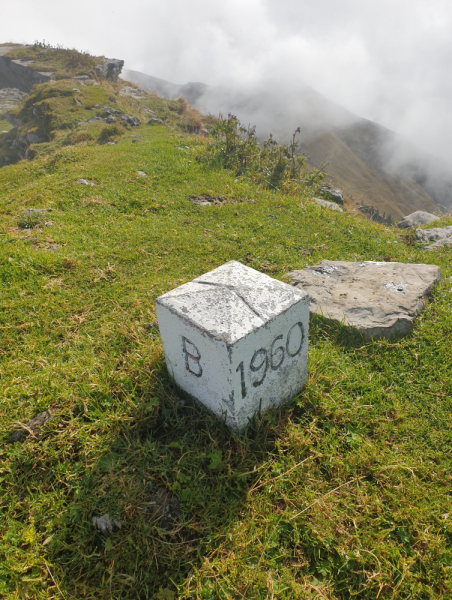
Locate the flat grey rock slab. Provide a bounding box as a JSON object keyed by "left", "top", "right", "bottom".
{"left": 289, "top": 260, "right": 441, "bottom": 341}
{"left": 314, "top": 198, "right": 343, "bottom": 212}
{"left": 397, "top": 211, "right": 439, "bottom": 228}
{"left": 416, "top": 225, "right": 452, "bottom": 250}
{"left": 156, "top": 261, "right": 309, "bottom": 431}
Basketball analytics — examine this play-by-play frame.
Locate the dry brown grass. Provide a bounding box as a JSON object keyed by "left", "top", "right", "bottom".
{"left": 304, "top": 132, "right": 438, "bottom": 220}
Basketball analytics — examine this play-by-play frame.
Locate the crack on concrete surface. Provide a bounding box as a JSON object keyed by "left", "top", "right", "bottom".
{"left": 197, "top": 280, "right": 265, "bottom": 321}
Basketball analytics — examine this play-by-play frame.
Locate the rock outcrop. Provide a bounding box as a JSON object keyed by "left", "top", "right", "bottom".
{"left": 320, "top": 186, "right": 344, "bottom": 205}
{"left": 0, "top": 87, "right": 27, "bottom": 115}
{"left": 416, "top": 225, "right": 452, "bottom": 250}
{"left": 396, "top": 211, "right": 439, "bottom": 228}
{"left": 0, "top": 46, "right": 52, "bottom": 92}
{"left": 289, "top": 260, "right": 441, "bottom": 341}
{"left": 94, "top": 58, "right": 124, "bottom": 82}
{"left": 1, "top": 47, "right": 124, "bottom": 98}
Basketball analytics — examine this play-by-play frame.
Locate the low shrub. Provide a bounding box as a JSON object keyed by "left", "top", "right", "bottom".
{"left": 203, "top": 113, "right": 326, "bottom": 194}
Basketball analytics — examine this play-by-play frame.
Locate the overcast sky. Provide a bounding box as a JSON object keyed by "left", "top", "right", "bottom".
{"left": 2, "top": 0, "right": 452, "bottom": 160}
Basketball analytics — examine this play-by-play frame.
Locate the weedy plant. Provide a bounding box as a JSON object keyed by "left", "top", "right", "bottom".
{"left": 16, "top": 212, "right": 43, "bottom": 229}
{"left": 203, "top": 113, "right": 326, "bottom": 194}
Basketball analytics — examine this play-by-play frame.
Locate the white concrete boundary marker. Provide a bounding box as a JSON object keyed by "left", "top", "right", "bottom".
{"left": 155, "top": 261, "right": 309, "bottom": 431}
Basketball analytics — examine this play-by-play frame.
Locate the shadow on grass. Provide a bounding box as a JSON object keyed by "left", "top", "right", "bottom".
{"left": 309, "top": 313, "right": 366, "bottom": 350}
{"left": 30, "top": 356, "right": 300, "bottom": 599}
{"left": 308, "top": 312, "right": 415, "bottom": 352}
{"left": 5, "top": 317, "right": 419, "bottom": 598}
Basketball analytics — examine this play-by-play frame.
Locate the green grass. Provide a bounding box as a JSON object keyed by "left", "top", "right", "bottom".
{"left": 1, "top": 100, "right": 452, "bottom": 599}
{"left": 0, "top": 118, "right": 13, "bottom": 132}
{"left": 4, "top": 44, "right": 105, "bottom": 80}
{"left": 0, "top": 79, "right": 214, "bottom": 168}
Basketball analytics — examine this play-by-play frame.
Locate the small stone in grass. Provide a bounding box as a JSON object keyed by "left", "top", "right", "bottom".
{"left": 137, "top": 171, "right": 148, "bottom": 177}
{"left": 148, "top": 488, "right": 181, "bottom": 529}
{"left": 76, "top": 179, "right": 95, "bottom": 186}
{"left": 8, "top": 410, "right": 52, "bottom": 443}
{"left": 416, "top": 225, "right": 452, "bottom": 250}
{"left": 320, "top": 186, "right": 344, "bottom": 205}
{"left": 92, "top": 514, "right": 122, "bottom": 537}
{"left": 188, "top": 194, "right": 227, "bottom": 206}
{"left": 22, "top": 208, "right": 52, "bottom": 214}
{"left": 315, "top": 198, "right": 343, "bottom": 212}
{"left": 121, "top": 115, "right": 141, "bottom": 127}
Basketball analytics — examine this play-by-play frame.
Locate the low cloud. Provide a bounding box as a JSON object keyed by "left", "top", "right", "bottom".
{"left": 1, "top": 0, "right": 452, "bottom": 161}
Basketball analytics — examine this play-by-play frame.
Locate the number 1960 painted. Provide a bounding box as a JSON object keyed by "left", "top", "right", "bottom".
{"left": 235, "top": 321, "right": 304, "bottom": 398}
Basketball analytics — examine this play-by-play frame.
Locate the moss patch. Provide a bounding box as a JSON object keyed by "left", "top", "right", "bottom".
{"left": 0, "top": 118, "right": 13, "bottom": 132}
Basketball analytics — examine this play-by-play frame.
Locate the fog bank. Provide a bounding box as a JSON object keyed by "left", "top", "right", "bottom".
{"left": 2, "top": 0, "right": 452, "bottom": 179}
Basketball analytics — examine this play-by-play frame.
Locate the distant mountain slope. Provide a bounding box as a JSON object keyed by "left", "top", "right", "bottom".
{"left": 122, "top": 68, "right": 452, "bottom": 219}
{"left": 122, "top": 69, "right": 182, "bottom": 99}
{"left": 122, "top": 69, "right": 208, "bottom": 104}
{"left": 304, "top": 132, "right": 438, "bottom": 218}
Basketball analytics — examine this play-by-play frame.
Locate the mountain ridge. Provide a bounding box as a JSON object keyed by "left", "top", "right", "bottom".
{"left": 122, "top": 67, "right": 452, "bottom": 219}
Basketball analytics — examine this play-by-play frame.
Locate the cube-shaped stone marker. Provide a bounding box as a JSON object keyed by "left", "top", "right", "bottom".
{"left": 155, "top": 261, "right": 309, "bottom": 432}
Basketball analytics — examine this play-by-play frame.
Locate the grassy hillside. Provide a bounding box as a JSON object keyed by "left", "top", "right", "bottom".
{"left": 124, "top": 69, "right": 448, "bottom": 220}
{"left": 2, "top": 43, "right": 105, "bottom": 80}
{"left": 0, "top": 78, "right": 212, "bottom": 168}
{"left": 1, "top": 71, "right": 452, "bottom": 599}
